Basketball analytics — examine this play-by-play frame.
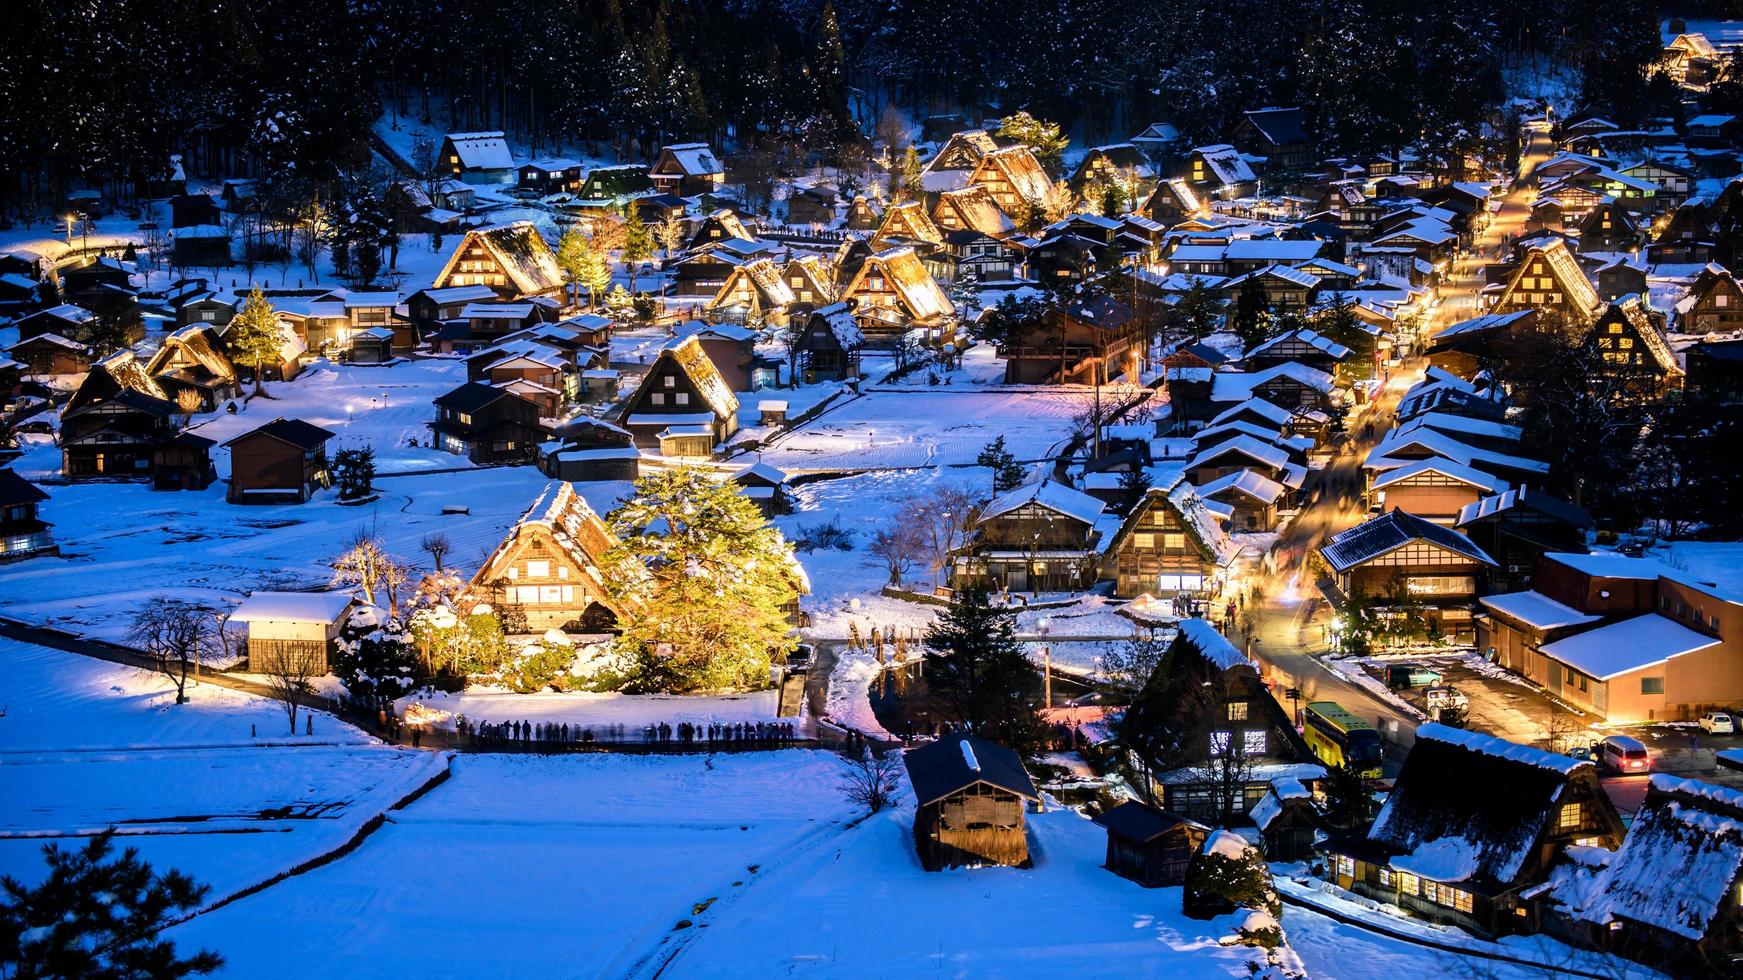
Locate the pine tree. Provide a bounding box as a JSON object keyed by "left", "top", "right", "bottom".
{"left": 602, "top": 467, "right": 802, "bottom": 693}
{"left": 898, "top": 146, "right": 923, "bottom": 200}
{"left": 0, "top": 831, "right": 222, "bottom": 978}
{"left": 923, "top": 583, "right": 1046, "bottom": 754}
{"left": 620, "top": 207, "right": 654, "bottom": 294}
{"left": 1318, "top": 760, "right": 1381, "bottom": 832}
{"left": 1115, "top": 467, "right": 1152, "bottom": 515}
{"left": 1231, "top": 276, "right": 1272, "bottom": 354}
{"left": 227, "top": 286, "right": 284, "bottom": 397}
{"left": 996, "top": 111, "right": 1069, "bottom": 174}
{"left": 1175, "top": 276, "right": 1224, "bottom": 342}
{"left": 556, "top": 226, "right": 590, "bottom": 307}
{"left": 976, "top": 436, "right": 1023, "bottom": 494}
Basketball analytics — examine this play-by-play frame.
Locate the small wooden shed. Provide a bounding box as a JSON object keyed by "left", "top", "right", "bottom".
{"left": 1250, "top": 776, "right": 1319, "bottom": 861}
{"left": 904, "top": 733, "right": 1038, "bottom": 871}
{"left": 1092, "top": 800, "right": 1210, "bottom": 887}
{"left": 231, "top": 591, "right": 354, "bottom": 674}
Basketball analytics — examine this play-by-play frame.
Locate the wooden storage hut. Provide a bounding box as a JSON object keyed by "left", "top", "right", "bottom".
{"left": 1093, "top": 800, "right": 1209, "bottom": 887}
{"left": 905, "top": 734, "right": 1039, "bottom": 871}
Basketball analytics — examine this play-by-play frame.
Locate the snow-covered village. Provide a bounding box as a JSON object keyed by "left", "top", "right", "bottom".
{"left": 9, "top": 1, "right": 1743, "bottom": 977}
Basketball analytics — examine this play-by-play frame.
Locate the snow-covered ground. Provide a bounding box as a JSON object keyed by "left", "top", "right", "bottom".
{"left": 757, "top": 387, "right": 1097, "bottom": 470}
{"left": 0, "top": 640, "right": 444, "bottom": 904}
{"left": 0, "top": 459, "right": 557, "bottom": 643}
{"left": 155, "top": 747, "right": 1545, "bottom": 979}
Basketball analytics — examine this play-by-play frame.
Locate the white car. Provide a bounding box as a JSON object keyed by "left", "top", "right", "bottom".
{"left": 1699, "top": 712, "right": 1735, "bottom": 735}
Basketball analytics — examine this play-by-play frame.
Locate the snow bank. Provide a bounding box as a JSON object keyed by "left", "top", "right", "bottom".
{"left": 825, "top": 648, "right": 894, "bottom": 740}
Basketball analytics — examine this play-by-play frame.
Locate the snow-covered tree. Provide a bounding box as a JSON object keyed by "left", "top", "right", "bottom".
{"left": 602, "top": 467, "right": 801, "bottom": 693}
{"left": 227, "top": 287, "right": 284, "bottom": 397}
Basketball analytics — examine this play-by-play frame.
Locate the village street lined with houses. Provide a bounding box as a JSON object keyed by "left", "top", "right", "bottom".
{"left": 11, "top": 3, "right": 1743, "bottom": 978}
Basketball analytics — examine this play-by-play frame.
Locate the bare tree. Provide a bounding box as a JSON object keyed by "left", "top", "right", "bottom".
{"left": 902, "top": 487, "right": 979, "bottom": 590}
{"left": 331, "top": 529, "right": 411, "bottom": 613}
{"left": 260, "top": 643, "right": 325, "bottom": 736}
{"left": 420, "top": 533, "right": 452, "bottom": 572}
{"left": 654, "top": 212, "right": 686, "bottom": 260}
{"left": 838, "top": 747, "right": 904, "bottom": 814}
{"left": 128, "top": 599, "right": 211, "bottom": 704}
{"left": 867, "top": 521, "right": 925, "bottom": 587}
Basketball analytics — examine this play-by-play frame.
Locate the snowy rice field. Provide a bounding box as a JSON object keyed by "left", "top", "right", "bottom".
{"left": 0, "top": 640, "right": 443, "bottom": 903}
{"left": 7, "top": 637, "right": 1590, "bottom": 979}
{"left": 756, "top": 387, "right": 1099, "bottom": 470}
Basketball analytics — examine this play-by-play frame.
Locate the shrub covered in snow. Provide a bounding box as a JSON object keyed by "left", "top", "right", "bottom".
{"left": 333, "top": 608, "right": 418, "bottom": 700}
{"left": 1183, "top": 830, "right": 1280, "bottom": 921}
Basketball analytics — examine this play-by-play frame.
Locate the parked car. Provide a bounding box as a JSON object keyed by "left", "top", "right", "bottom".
{"left": 1565, "top": 744, "right": 1596, "bottom": 762}
{"left": 1599, "top": 734, "right": 1652, "bottom": 774}
{"left": 1387, "top": 663, "right": 1442, "bottom": 689}
{"left": 1699, "top": 712, "right": 1736, "bottom": 735}
{"left": 1425, "top": 685, "right": 1469, "bottom": 718}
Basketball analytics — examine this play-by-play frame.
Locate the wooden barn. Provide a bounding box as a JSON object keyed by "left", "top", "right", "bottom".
{"left": 838, "top": 246, "right": 954, "bottom": 341}
{"left": 231, "top": 591, "right": 355, "bottom": 674}
{"left": 649, "top": 143, "right": 725, "bottom": 197}
{"left": 0, "top": 468, "right": 56, "bottom": 562}
{"left": 1489, "top": 239, "right": 1602, "bottom": 323}
{"left": 1541, "top": 774, "right": 1743, "bottom": 972}
{"left": 223, "top": 417, "right": 335, "bottom": 504}
{"left": 905, "top": 734, "right": 1039, "bottom": 871}
{"left": 6, "top": 333, "right": 91, "bottom": 376}
{"left": 429, "top": 381, "right": 545, "bottom": 465}
{"left": 1093, "top": 800, "right": 1209, "bottom": 888}
{"left": 954, "top": 480, "right": 1106, "bottom": 594}
{"left": 440, "top": 132, "right": 515, "bottom": 185}
{"left": 1101, "top": 481, "right": 1239, "bottom": 605}
{"left": 469, "top": 481, "right": 624, "bottom": 633}
{"left": 1318, "top": 509, "right": 1496, "bottom": 640}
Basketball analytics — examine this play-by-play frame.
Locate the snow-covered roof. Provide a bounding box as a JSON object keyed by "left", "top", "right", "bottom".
{"left": 1186, "top": 434, "right": 1290, "bottom": 473}
{"left": 1479, "top": 591, "right": 1602, "bottom": 632}
{"left": 1320, "top": 510, "right": 1494, "bottom": 571}
{"left": 445, "top": 132, "right": 514, "bottom": 171}
{"left": 1175, "top": 618, "right": 1248, "bottom": 672}
{"left": 1250, "top": 776, "right": 1312, "bottom": 831}
{"left": 1539, "top": 614, "right": 1721, "bottom": 681}
{"left": 1195, "top": 468, "right": 1287, "bottom": 506}
{"left": 1191, "top": 144, "right": 1256, "bottom": 186}
{"left": 229, "top": 591, "right": 354, "bottom": 624}
{"left": 1541, "top": 552, "right": 1674, "bottom": 581}
{"left": 1571, "top": 774, "right": 1743, "bottom": 940}
{"left": 979, "top": 480, "right": 1105, "bottom": 528}
{"left": 1390, "top": 838, "right": 1482, "bottom": 883}
{"left": 1371, "top": 456, "right": 1509, "bottom": 494}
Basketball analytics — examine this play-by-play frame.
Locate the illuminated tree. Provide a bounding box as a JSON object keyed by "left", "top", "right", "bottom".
{"left": 602, "top": 467, "right": 801, "bottom": 692}
{"left": 226, "top": 287, "right": 284, "bottom": 397}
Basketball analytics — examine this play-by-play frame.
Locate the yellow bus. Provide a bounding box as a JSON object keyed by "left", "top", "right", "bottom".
{"left": 1304, "top": 701, "right": 1383, "bottom": 779}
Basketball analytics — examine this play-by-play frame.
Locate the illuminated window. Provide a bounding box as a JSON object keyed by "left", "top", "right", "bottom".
{"left": 1228, "top": 701, "right": 1249, "bottom": 721}
{"left": 1242, "top": 730, "right": 1267, "bottom": 756}
{"left": 1378, "top": 868, "right": 1393, "bottom": 887}
{"left": 1209, "top": 730, "right": 1231, "bottom": 756}
{"left": 663, "top": 375, "right": 676, "bottom": 388}
{"left": 1164, "top": 532, "right": 1186, "bottom": 550}
{"left": 1134, "top": 532, "right": 1155, "bottom": 550}
{"left": 1423, "top": 880, "right": 1441, "bottom": 903}
{"left": 525, "top": 560, "right": 549, "bottom": 579}
{"left": 1335, "top": 855, "right": 1354, "bottom": 878}
{"left": 1396, "top": 872, "right": 1419, "bottom": 896}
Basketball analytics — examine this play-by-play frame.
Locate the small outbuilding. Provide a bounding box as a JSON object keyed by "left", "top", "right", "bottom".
{"left": 1093, "top": 800, "right": 1210, "bottom": 887}
{"left": 904, "top": 733, "right": 1039, "bottom": 871}
{"left": 223, "top": 417, "right": 335, "bottom": 504}
{"left": 231, "top": 591, "right": 354, "bottom": 674}
{"left": 1250, "top": 777, "right": 1319, "bottom": 861}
